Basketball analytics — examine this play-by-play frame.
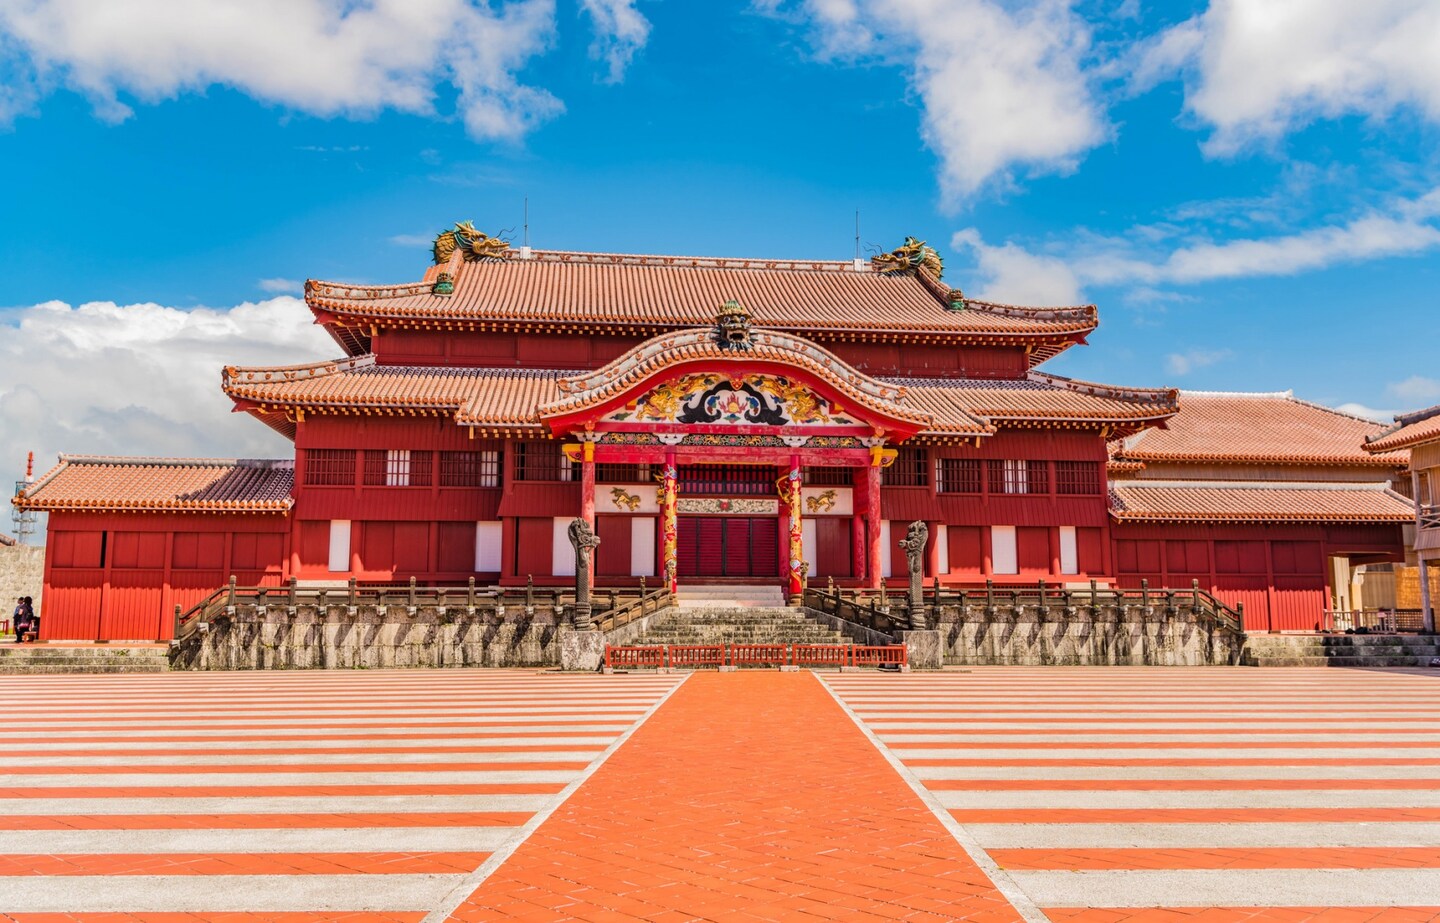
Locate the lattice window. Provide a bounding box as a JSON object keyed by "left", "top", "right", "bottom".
{"left": 362, "top": 450, "right": 433, "bottom": 487}
{"left": 597, "top": 464, "right": 651, "bottom": 483}
{"left": 439, "top": 450, "right": 500, "bottom": 487}
{"left": 514, "top": 442, "right": 575, "bottom": 482}
{"left": 304, "top": 449, "right": 355, "bottom": 486}
{"left": 1055, "top": 461, "right": 1100, "bottom": 495}
{"left": 936, "top": 458, "right": 981, "bottom": 494}
{"left": 803, "top": 467, "right": 853, "bottom": 486}
{"left": 882, "top": 448, "right": 929, "bottom": 487}
{"left": 987, "top": 459, "right": 1048, "bottom": 494}
{"left": 678, "top": 464, "right": 777, "bottom": 495}
{"left": 362, "top": 450, "right": 387, "bottom": 486}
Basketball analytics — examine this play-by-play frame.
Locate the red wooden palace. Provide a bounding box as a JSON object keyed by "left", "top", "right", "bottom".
{"left": 13, "top": 228, "right": 1415, "bottom": 640}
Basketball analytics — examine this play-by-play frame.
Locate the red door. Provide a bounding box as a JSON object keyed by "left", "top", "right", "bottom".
{"left": 677, "top": 517, "right": 778, "bottom": 577}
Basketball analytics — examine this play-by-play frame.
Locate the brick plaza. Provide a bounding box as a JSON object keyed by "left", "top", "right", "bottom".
{"left": 1, "top": 667, "right": 1439, "bottom": 921}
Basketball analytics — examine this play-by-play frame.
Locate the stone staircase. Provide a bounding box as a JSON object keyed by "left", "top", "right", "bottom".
{"left": 634, "top": 607, "right": 850, "bottom": 647}
{"left": 676, "top": 585, "right": 787, "bottom": 609}
{"left": 0, "top": 644, "right": 171, "bottom": 674}
{"left": 1243, "top": 634, "right": 1440, "bottom": 668}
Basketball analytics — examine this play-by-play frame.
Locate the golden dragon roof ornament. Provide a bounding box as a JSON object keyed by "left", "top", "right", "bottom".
{"left": 432, "top": 221, "right": 512, "bottom": 265}
{"left": 872, "top": 236, "right": 944, "bottom": 278}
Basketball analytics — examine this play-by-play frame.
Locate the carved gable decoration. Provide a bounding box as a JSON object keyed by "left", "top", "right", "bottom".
{"left": 606, "top": 374, "right": 859, "bottom": 427}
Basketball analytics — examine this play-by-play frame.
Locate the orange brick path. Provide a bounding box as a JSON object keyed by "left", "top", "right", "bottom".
{"left": 447, "top": 671, "right": 1023, "bottom": 922}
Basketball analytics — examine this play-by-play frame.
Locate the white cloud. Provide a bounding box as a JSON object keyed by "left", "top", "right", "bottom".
{"left": 0, "top": 0, "right": 563, "bottom": 140}
{"left": 580, "top": 0, "right": 650, "bottom": 83}
{"left": 256, "top": 277, "right": 301, "bottom": 295}
{"left": 0, "top": 298, "right": 336, "bottom": 473}
{"left": 1389, "top": 375, "right": 1440, "bottom": 403}
{"left": 1335, "top": 402, "right": 1401, "bottom": 423}
{"left": 772, "top": 0, "right": 1108, "bottom": 205}
{"left": 389, "top": 233, "right": 435, "bottom": 248}
{"left": 953, "top": 186, "right": 1440, "bottom": 301}
{"left": 1165, "top": 348, "right": 1233, "bottom": 376}
{"left": 1134, "top": 0, "right": 1440, "bottom": 153}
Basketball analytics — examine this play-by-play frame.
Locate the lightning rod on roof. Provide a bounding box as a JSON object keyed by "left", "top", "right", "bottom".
{"left": 520, "top": 197, "right": 532, "bottom": 259}
{"left": 854, "top": 210, "right": 860, "bottom": 260}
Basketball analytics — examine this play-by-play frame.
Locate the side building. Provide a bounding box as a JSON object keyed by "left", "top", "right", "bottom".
{"left": 1365, "top": 404, "right": 1440, "bottom": 631}
{"left": 11, "top": 230, "right": 1410, "bottom": 640}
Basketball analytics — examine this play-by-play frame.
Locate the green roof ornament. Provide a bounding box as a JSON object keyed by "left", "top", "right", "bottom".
{"left": 432, "top": 221, "right": 511, "bottom": 265}
{"left": 871, "top": 236, "right": 944, "bottom": 278}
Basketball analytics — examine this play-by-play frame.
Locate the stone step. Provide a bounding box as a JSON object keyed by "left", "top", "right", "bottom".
{"left": 0, "top": 645, "right": 170, "bottom": 674}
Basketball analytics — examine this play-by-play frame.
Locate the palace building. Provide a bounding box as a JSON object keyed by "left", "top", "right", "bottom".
{"left": 13, "top": 227, "right": 1418, "bottom": 641}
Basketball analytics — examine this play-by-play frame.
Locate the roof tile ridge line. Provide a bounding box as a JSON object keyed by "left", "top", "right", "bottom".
{"left": 1029, "top": 370, "right": 1181, "bottom": 405}
{"left": 1177, "top": 388, "right": 1295, "bottom": 399}
{"left": 1279, "top": 392, "right": 1394, "bottom": 427}
{"left": 1368, "top": 402, "right": 1440, "bottom": 443}
{"left": 55, "top": 454, "right": 262, "bottom": 466}
{"left": 305, "top": 278, "right": 433, "bottom": 298}
{"left": 526, "top": 248, "right": 857, "bottom": 270}
{"left": 14, "top": 455, "right": 68, "bottom": 500}
{"left": 224, "top": 354, "right": 377, "bottom": 384}
{"left": 963, "top": 296, "right": 1098, "bottom": 322}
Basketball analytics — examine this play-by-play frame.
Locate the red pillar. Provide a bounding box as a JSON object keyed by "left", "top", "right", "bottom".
{"left": 926, "top": 520, "right": 941, "bottom": 579}
{"left": 851, "top": 510, "right": 866, "bottom": 584}
{"left": 866, "top": 464, "right": 883, "bottom": 589}
{"left": 661, "top": 451, "right": 678, "bottom": 594}
{"left": 580, "top": 445, "right": 596, "bottom": 527}
{"left": 784, "top": 456, "right": 803, "bottom": 600}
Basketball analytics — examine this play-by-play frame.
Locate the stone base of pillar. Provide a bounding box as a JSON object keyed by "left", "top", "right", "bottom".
{"left": 558, "top": 628, "right": 605, "bottom": 671}
{"left": 894, "top": 629, "right": 942, "bottom": 671}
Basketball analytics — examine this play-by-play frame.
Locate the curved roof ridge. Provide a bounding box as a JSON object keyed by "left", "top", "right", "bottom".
{"left": 542, "top": 323, "right": 936, "bottom": 430}
{"left": 1392, "top": 402, "right": 1440, "bottom": 427}
{"left": 1030, "top": 370, "right": 1180, "bottom": 405}
{"left": 1365, "top": 401, "right": 1440, "bottom": 452}
{"left": 225, "top": 354, "right": 376, "bottom": 385}
{"left": 1178, "top": 389, "right": 1294, "bottom": 399}
{"left": 57, "top": 454, "right": 292, "bottom": 467}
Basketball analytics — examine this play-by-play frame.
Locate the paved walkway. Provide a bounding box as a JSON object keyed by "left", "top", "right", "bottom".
{"left": 2, "top": 666, "right": 1439, "bottom": 921}
{"left": 828, "top": 667, "right": 1440, "bottom": 922}
{"left": 445, "top": 671, "right": 1021, "bottom": 922}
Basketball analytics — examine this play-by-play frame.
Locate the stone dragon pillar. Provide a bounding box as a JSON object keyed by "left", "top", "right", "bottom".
{"left": 568, "top": 518, "right": 602, "bottom": 630}
{"left": 899, "top": 520, "right": 929, "bottom": 630}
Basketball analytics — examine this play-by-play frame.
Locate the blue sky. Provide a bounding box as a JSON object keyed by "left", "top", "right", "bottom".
{"left": 1, "top": 0, "right": 1439, "bottom": 479}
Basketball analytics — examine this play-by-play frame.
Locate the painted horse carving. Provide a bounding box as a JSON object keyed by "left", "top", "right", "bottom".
{"left": 805, "top": 490, "right": 838, "bottom": 514}
{"left": 610, "top": 487, "right": 642, "bottom": 512}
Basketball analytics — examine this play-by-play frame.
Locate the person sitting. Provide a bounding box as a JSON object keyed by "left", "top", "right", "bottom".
{"left": 15, "top": 597, "right": 36, "bottom": 643}
{"left": 9, "top": 597, "right": 23, "bottom": 643}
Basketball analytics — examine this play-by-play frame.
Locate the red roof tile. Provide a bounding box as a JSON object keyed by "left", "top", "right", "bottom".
{"left": 897, "top": 372, "right": 1178, "bottom": 434}
{"left": 1366, "top": 404, "right": 1440, "bottom": 453}
{"left": 305, "top": 249, "right": 1097, "bottom": 356}
{"left": 14, "top": 457, "right": 293, "bottom": 513}
{"left": 1108, "top": 480, "right": 1414, "bottom": 523}
{"left": 1115, "top": 391, "right": 1406, "bottom": 467}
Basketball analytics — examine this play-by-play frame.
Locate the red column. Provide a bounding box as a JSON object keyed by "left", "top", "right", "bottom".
{"left": 926, "top": 520, "right": 941, "bottom": 579}
{"left": 580, "top": 443, "right": 596, "bottom": 528}
{"left": 866, "top": 464, "right": 883, "bottom": 589}
{"left": 851, "top": 511, "right": 866, "bottom": 584}
{"left": 661, "top": 451, "right": 678, "bottom": 594}
{"left": 784, "top": 456, "right": 803, "bottom": 600}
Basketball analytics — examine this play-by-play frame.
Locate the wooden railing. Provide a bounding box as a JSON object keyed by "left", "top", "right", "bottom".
{"left": 804, "top": 577, "right": 1245, "bottom": 637}
{"left": 172, "top": 576, "right": 671, "bottom": 646}
{"left": 1420, "top": 504, "right": 1440, "bottom": 531}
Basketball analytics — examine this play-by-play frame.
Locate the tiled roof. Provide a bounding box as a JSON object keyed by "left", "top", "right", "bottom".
{"left": 1366, "top": 404, "right": 1440, "bottom": 453}
{"left": 1115, "top": 391, "right": 1406, "bottom": 467}
{"left": 225, "top": 357, "right": 561, "bottom": 431}
{"left": 1109, "top": 480, "right": 1414, "bottom": 523}
{"left": 14, "top": 456, "right": 294, "bottom": 513}
{"left": 895, "top": 372, "right": 1179, "bottom": 434}
{"left": 305, "top": 249, "right": 1098, "bottom": 355}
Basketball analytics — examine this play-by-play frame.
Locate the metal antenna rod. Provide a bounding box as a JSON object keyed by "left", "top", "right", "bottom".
{"left": 854, "top": 210, "right": 860, "bottom": 261}
{"left": 524, "top": 197, "right": 530, "bottom": 248}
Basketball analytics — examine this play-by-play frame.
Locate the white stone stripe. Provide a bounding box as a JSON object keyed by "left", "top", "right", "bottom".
{"left": 0, "top": 719, "right": 635, "bottom": 731}
{"left": 866, "top": 721, "right": 1440, "bottom": 730}
{"left": 1009, "top": 868, "right": 1440, "bottom": 908}
{"left": 0, "top": 826, "right": 519, "bottom": 855}
{"left": 0, "top": 722, "right": 636, "bottom": 737}
{"left": 969, "top": 822, "right": 1440, "bottom": 849}
{"left": 0, "top": 873, "right": 466, "bottom": 913}
{"left": 933, "top": 789, "right": 1440, "bottom": 810}
{"left": 0, "top": 770, "right": 581, "bottom": 787}
{"left": 891, "top": 747, "right": 1440, "bottom": 760}
{"left": 7, "top": 737, "right": 616, "bottom": 751}
{"left": 0, "top": 794, "right": 551, "bottom": 815}
{"left": 2, "top": 750, "right": 605, "bottom": 767}
{"left": 912, "top": 765, "right": 1440, "bottom": 780}
{"left": 2, "top": 706, "right": 653, "bottom": 719}
{"left": 878, "top": 732, "right": 1440, "bottom": 743}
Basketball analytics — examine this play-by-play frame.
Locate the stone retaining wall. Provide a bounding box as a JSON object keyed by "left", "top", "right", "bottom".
{"left": 0, "top": 542, "right": 43, "bottom": 628}
{"left": 170, "top": 604, "right": 568, "bottom": 670}
{"left": 934, "top": 602, "right": 1244, "bottom": 666}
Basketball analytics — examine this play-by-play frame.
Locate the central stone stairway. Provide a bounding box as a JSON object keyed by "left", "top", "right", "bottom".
{"left": 636, "top": 605, "right": 852, "bottom": 648}
{"left": 1243, "top": 633, "right": 1440, "bottom": 667}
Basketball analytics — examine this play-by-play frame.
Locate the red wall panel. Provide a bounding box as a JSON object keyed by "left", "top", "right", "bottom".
{"left": 294, "top": 523, "right": 331, "bottom": 572}
{"left": 596, "top": 516, "right": 632, "bottom": 577}
{"left": 436, "top": 522, "right": 476, "bottom": 574}
{"left": 947, "top": 526, "right": 984, "bottom": 575}
{"left": 814, "top": 518, "right": 852, "bottom": 578}
{"left": 1077, "top": 527, "right": 1105, "bottom": 574}
{"left": 1017, "top": 527, "right": 1051, "bottom": 575}
{"left": 103, "top": 570, "right": 166, "bottom": 640}
{"left": 514, "top": 518, "right": 553, "bottom": 578}
{"left": 39, "top": 570, "right": 104, "bottom": 640}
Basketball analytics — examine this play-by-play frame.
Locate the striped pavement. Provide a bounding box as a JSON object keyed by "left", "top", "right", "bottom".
{"left": 0, "top": 669, "right": 682, "bottom": 920}
{"left": 825, "top": 667, "right": 1440, "bottom": 922}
